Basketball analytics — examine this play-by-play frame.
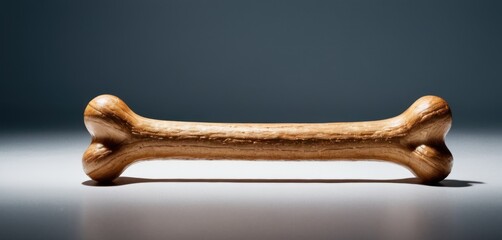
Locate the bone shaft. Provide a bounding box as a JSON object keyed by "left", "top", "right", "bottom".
{"left": 135, "top": 115, "right": 405, "bottom": 142}
{"left": 129, "top": 139, "right": 404, "bottom": 162}
{"left": 124, "top": 116, "right": 407, "bottom": 162}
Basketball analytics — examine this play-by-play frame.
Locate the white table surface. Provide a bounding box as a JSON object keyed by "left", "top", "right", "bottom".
{"left": 0, "top": 129, "right": 501, "bottom": 239}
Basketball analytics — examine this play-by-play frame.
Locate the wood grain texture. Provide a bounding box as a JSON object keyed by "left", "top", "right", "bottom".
{"left": 83, "top": 95, "right": 453, "bottom": 183}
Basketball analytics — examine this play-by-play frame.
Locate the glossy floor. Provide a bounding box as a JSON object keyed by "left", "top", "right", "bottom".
{"left": 0, "top": 129, "right": 500, "bottom": 239}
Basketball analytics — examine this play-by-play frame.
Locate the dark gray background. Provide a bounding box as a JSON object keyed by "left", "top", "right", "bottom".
{"left": 1, "top": 2, "right": 502, "bottom": 240}
{"left": 1, "top": 0, "right": 501, "bottom": 130}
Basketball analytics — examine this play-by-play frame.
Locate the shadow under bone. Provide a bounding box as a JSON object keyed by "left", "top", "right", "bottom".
{"left": 82, "top": 177, "right": 483, "bottom": 188}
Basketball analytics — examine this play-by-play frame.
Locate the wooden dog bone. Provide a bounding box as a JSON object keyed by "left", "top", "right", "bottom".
{"left": 83, "top": 95, "right": 453, "bottom": 183}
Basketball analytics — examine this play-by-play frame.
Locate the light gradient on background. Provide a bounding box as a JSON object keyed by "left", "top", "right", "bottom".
{"left": 0, "top": 130, "right": 500, "bottom": 239}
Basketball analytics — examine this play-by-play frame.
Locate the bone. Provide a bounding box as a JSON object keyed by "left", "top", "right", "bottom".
{"left": 83, "top": 95, "right": 453, "bottom": 183}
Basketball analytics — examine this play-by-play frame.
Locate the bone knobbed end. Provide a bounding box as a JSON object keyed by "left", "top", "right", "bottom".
{"left": 83, "top": 94, "right": 138, "bottom": 181}
{"left": 399, "top": 95, "right": 453, "bottom": 183}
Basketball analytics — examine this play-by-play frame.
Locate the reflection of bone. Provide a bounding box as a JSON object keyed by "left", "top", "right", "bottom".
{"left": 83, "top": 95, "right": 452, "bottom": 183}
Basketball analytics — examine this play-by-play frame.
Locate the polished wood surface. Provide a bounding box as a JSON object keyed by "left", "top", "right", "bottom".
{"left": 83, "top": 95, "right": 453, "bottom": 183}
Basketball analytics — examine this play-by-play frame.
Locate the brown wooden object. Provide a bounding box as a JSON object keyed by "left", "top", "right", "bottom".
{"left": 83, "top": 95, "right": 453, "bottom": 183}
